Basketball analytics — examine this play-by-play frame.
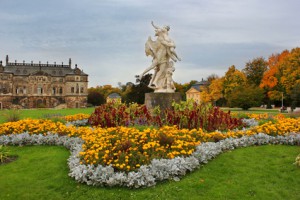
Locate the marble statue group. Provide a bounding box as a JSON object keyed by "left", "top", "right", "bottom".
{"left": 136, "top": 21, "right": 180, "bottom": 93}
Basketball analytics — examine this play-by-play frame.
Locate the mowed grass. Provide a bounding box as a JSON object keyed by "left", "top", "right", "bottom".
{"left": 0, "top": 107, "right": 95, "bottom": 123}
{"left": 0, "top": 145, "right": 299, "bottom": 200}
{"left": 221, "top": 107, "right": 281, "bottom": 114}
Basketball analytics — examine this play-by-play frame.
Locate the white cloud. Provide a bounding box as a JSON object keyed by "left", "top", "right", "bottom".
{"left": 0, "top": 0, "right": 299, "bottom": 87}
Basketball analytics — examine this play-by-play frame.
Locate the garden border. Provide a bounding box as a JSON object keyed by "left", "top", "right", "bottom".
{"left": 0, "top": 131, "right": 299, "bottom": 188}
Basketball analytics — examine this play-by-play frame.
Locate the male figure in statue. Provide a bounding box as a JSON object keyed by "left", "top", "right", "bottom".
{"left": 151, "top": 21, "right": 181, "bottom": 62}
{"left": 136, "top": 21, "right": 180, "bottom": 93}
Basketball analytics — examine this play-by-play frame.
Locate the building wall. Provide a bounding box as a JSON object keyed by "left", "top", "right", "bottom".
{"left": 0, "top": 60, "right": 88, "bottom": 109}
{"left": 186, "top": 88, "right": 201, "bottom": 103}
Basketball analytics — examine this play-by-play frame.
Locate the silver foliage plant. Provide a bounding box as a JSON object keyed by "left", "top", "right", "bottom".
{"left": 242, "top": 118, "right": 259, "bottom": 127}
{"left": 65, "top": 119, "right": 88, "bottom": 127}
{"left": 0, "top": 131, "right": 299, "bottom": 188}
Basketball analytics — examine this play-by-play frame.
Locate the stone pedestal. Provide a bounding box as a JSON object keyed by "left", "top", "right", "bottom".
{"left": 145, "top": 92, "right": 181, "bottom": 112}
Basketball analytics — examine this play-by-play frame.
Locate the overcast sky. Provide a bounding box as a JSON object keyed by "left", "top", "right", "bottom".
{"left": 1, "top": 0, "right": 299, "bottom": 87}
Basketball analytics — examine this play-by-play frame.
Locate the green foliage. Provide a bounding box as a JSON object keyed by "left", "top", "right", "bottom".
{"left": 0, "top": 145, "right": 10, "bottom": 163}
{"left": 87, "top": 90, "right": 105, "bottom": 106}
{"left": 230, "top": 85, "right": 264, "bottom": 110}
{"left": 291, "top": 82, "right": 300, "bottom": 110}
{"left": 3, "top": 109, "right": 21, "bottom": 122}
{"left": 88, "top": 85, "right": 122, "bottom": 99}
{"left": 223, "top": 65, "right": 247, "bottom": 107}
{"left": 258, "top": 118, "right": 276, "bottom": 126}
{"left": 243, "top": 57, "right": 268, "bottom": 86}
{"left": 123, "top": 74, "right": 153, "bottom": 104}
{"left": 266, "top": 101, "right": 273, "bottom": 109}
{"left": 42, "top": 113, "right": 66, "bottom": 123}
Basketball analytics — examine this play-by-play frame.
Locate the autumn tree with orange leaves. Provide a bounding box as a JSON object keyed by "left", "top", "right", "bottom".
{"left": 260, "top": 47, "right": 300, "bottom": 106}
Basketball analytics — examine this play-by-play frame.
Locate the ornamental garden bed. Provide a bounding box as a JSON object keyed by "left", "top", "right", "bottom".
{"left": 0, "top": 102, "right": 299, "bottom": 188}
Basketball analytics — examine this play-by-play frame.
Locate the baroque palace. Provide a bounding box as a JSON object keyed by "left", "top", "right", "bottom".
{"left": 0, "top": 55, "right": 88, "bottom": 109}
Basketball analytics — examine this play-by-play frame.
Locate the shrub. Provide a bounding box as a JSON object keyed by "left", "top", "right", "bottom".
{"left": 43, "top": 113, "right": 66, "bottom": 123}
{"left": 4, "top": 109, "right": 21, "bottom": 122}
{"left": 164, "top": 101, "right": 244, "bottom": 131}
{"left": 88, "top": 102, "right": 153, "bottom": 127}
{"left": 230, "top": 85, "right": 264, "bottom": 110}
{"left": 294, "top": 154, "right": 300, "bottom": 167}
{"left": 0, "top": 145, "right": 10, "bottom": 163}
{"left": 88, "top": 101, "right": 244, "bottom": 131}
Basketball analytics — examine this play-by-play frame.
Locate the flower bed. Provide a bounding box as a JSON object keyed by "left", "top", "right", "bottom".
{"left": 0, "top": 132, "right": 299, "bottom": 188}
{"left": 0, "top": 116, "right": 299, "bottom": 188}
{"left": 63, "top": 113, "right": 90, "bottom": 122}
{"left": 1, "top": 118, "right": 300, "bottom": 172}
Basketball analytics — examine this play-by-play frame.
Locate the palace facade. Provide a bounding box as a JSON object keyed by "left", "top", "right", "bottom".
{"left": 0, "top": 55, "right": 88, "bottom": 109}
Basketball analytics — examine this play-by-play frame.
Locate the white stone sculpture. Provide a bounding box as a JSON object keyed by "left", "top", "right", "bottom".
{"left": 136, "top": 21, "right": 180, "bottom": 93}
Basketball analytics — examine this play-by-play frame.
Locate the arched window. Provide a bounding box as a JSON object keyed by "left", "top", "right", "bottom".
{"left": 71, "top": 87, "right": 74, "bottom": 93}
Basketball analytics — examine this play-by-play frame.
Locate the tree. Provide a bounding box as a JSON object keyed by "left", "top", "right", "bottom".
{"left": 175, "top": 80, "right": 197, "bottom": 101}
{"left": 223, "top": 65, "right": 247, "bottom": 107}
{"left": 206, "top": 74, "right": 219, "bottom": 83}
{"left": 124, "top": 74, "right": 153, "bottom": 104}
{"left": 291, "top": 82, "right": 300, "bottom": 109}
{"left": 243, "top": 57, "right": 268, "bottom": 86}
{"left": 260, "top": 47, "right": 300, "bottom": 106}
{"left": 230, "top": 85, "right": 264, "bottom": 110}
{"left": 199, "top": 86, "right": 211, "bottom": 103}
{"left": 208, "top": 77, "right": 224, "bottom": 103}
{"left": 87, "top": 89, "right": 105, "bottom": 106}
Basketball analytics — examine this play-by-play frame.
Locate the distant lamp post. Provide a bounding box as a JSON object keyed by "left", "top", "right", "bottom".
{"left": 281, "top": 92, "right": 284, "bottom": 108}
{"left": 281, "top": 92, "right": 285, "bottom": 112}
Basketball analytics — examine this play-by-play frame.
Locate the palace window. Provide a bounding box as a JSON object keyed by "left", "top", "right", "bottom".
{"left": 76, "top": 84, "right": 79, "bottom": 94}
{"left": 37, "top": 86, "right": 43, "bottom": 94}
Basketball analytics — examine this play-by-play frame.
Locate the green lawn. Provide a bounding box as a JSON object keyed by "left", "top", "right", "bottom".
{"left": 221, "top": 107, "right": 281, "bottom": 113}
{"left": 0, "top": 107, "right": 95, "bottom": 123}
{"left": 1, "top": 145, "right": 299, "bottom": 200}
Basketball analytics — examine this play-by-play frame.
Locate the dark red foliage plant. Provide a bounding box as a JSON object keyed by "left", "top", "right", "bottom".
{"left": 88, "top": 100, "right": 244, "bottom": 132}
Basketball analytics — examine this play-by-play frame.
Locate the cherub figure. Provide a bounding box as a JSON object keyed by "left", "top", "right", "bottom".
{"left": 166, "top": 61, "right": 176, "bottom": 91}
